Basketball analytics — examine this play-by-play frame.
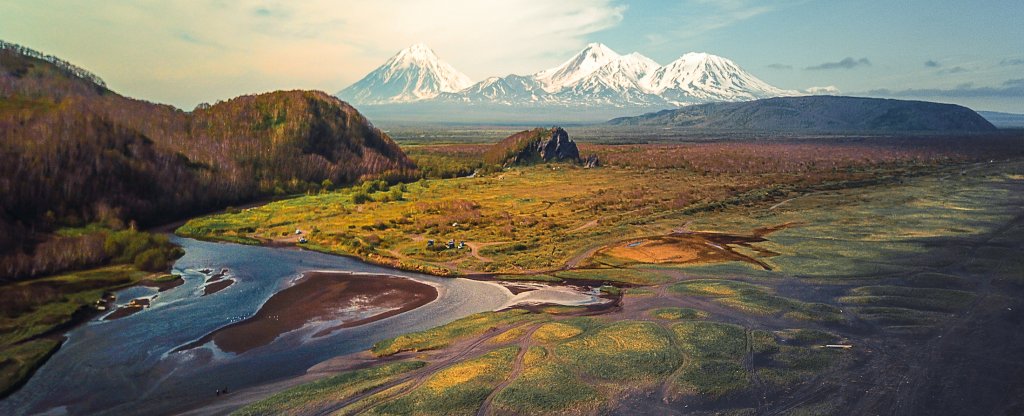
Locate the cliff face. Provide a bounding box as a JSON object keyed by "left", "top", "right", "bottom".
{"left": 539, "top": 127, "right": 581, "bottom": 162}
{"left": 484, "top": 127, "right": 582, "bottom": 166}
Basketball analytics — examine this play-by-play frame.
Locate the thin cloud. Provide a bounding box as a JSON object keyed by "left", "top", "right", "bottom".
{"left": 867, "top": 79, "right": 1024, "bottom": 98}
{"left": 938, "top": 66, "right": 969, "bottom": 75}
{"left": 656, "top": 0, "right": 808, "bottom": 42}
{"left": 925, "top": 60, "right": 940, "bottom": 68}
{"left": 1001, "top": 58, "right": 1024, "bottom": 66}
{"left": 766, "top": 63, "right": 793, "bottom": 70}
{"left": 805, "top": 85, "right": 840, "bottom": 95}
{"left": 806, "top": 57, "right": 871, "bottom": 70}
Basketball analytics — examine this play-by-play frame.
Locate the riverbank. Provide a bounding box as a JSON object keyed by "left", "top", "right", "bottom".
{"left": 0, "top": 265, "right": 154, "bottom": 398}
{"left": 0, "top": 237, "right": 519, "bottom": 415}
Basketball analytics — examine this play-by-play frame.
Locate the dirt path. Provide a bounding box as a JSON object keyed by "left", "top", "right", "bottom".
{"left": 475, "top": 324, "right": 542, "bottom": 416}
{"left": 564, "top": 244, "right": 605, "bottom": 269}
{"left": 464, "top": 241, "right": 507, "bottom": 263}
{"left": 768, "top": 197, "right": 798, "bottom": 211}
{"left": 569, "top": 219, "right": 599, "bottom": 233}
{"left": 316, "top": 325, "right": 521, "bottom": 416}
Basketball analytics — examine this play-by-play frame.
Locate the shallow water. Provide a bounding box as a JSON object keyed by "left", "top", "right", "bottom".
{"left": 0, "top": 237, "right": 516, "bottom": 415}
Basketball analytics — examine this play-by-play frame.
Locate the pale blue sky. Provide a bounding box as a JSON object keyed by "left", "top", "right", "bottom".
{"left": 598, "top": 0, "right": 1024, "bottom": 112}
{"left": 1, "top": 0, "right": 1021, "bottom": 111}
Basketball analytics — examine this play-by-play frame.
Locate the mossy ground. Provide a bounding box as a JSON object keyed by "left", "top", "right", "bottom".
{"left": 231, "top": 361, "right": 426, "bottom": 416}
{"left": 177, "top": 147, "right": 948, "bottom": 278}
{"left": 212, "top": 155, "right": 1024, "bottom": 415}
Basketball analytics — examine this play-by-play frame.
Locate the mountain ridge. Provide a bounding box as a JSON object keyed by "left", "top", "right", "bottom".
{"left": 978, "top": 111, "right": 1024, "bottom": 128}
{"left": 607, "top": 95, "right": 998, "bottom": 133}
{"left": 337, "top": 43, "right": 797, "bottom": 114}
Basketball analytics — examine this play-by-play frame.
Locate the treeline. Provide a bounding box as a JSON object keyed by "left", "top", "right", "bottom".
{"left": 405, "top": 144, "right": 494, "bottom": 179}
{"left": 0, "top": 42, "right": 416, "bottom": 281}
{"left": 0, "top": 40, "right": 107, "bottom": 88}
{"left": 0, "top": 228, "right": 183, "bottom": 282}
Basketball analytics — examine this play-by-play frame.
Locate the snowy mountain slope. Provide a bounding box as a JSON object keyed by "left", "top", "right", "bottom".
{"left": 337, "top": 43, "right": 472, "bottom": 105}
{"left": 533, "top": 43, "right": 621, "bottom": 93}
{"left": 553, "top": 52, "right": 664, "bottom": 106}
{"left": 438, "top": 74, "right": 553, "bottom": 105}
{"left": 338, "top": 43, "right": 798, "bottom": 110}
{"left": 645, "top": 52, "right": 797, "bottom": 104}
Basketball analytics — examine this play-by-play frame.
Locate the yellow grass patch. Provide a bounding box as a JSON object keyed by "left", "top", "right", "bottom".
{"left": 605, "top": 238, "right": 702, "bottom": 263}
{"left": 488, "top": 325, "right": 529, "bottom": 345}
{"left": 532, "top": 322, "right": 584, "bottom": 343}
{"left": 423, "top": 360, "right": 491, "bottom": 391}
{"left": 523, "top": 346, "right": 548, "bottom": 366}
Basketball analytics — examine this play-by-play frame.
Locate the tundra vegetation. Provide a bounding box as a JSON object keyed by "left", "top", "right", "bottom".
{"left": 216, "top": 132, "right": 1024, "bottom": 415}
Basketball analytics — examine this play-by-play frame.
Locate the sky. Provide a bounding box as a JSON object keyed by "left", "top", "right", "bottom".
{"left": 1, "top": 0, "right": 1022, "bottom": 112}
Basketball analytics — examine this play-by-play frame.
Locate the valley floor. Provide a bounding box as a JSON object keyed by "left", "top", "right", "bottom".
{"left": 179, "top": 151, "right": 1024, "bottom": 414}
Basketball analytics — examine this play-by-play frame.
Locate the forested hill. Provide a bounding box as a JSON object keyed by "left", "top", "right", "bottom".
{"left": 0, "top": 41, "right": 415, "bottom": 269}
{"left": 608, "top": 95, "right": 998, "bottom": 133}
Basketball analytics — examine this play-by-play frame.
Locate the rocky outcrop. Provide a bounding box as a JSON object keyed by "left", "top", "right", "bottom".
{"left": 538, "top": 127, "right": 580, "bottom": 162}
{"left": 483, "top": 127, "right": 601, "bottom": 169}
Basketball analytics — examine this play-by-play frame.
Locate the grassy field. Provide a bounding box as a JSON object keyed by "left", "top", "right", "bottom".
{"left": 363, "top": 347, "right": 519, "bottom": 416}
{"left": 238, "top": 309, "right": 848, "bottom": 415}
{"left": 232, "top": 361, "right": 426, "bottom": 416}
{"left": 197, "top": 137, "right": 1024, "bottom": 415}
{"left": 649, "top": 307, "right": 709, "bottom": 320}
{"left": 177, "top": 140, "right": 965, "bottom": 278}
{"left": 669, "top": 279, "right": 844, "bottom": 322}
{"left": 370, "top": 310, "right": 537, "bottom": 356}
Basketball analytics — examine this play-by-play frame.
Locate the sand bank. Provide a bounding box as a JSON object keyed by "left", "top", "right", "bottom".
{"left": 178, "top": 272, "right": 437, "bottom": 354}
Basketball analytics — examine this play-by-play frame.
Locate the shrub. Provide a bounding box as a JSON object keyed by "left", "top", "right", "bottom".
{"left": 352, "top": 190, "right": 372, "bottom": 204}
{"left": 134, "top": 248, "right": 168, "bottom": 271}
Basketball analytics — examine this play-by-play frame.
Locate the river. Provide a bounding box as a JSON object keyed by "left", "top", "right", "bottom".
{"left": 1, "top": 237, "right": 528, "bottom": 415}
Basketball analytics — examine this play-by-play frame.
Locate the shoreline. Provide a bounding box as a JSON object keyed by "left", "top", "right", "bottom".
{"left": 176, "top": 271, "right": 439, "bottom": 355}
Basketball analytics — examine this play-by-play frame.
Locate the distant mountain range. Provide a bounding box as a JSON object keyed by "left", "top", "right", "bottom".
{"left": 977, "top": 111, "right": 1024, "bottom": 129}
{"left": 337, "top": 43, "right": 798, "bottom": 122}
{"left": 607, "top": 96, "right": 998, "bottom": 133}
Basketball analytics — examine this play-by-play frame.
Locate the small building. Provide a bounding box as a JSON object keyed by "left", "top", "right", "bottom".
{"left": 298, "top": 237, "right": 308, "bottom": 244}
{"left": 426, "top": 240, "right": 435, "bottom": 248}
{"left": 446, "top": 240, "right": 455, "bottom": 249}
{"left": 458, "top": 241, "right": 466, "bottom": 249}
{"left": 295, "top": 229, "right": 303, "bottom": 235}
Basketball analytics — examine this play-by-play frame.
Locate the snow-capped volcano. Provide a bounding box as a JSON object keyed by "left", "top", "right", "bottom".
{"left": 337, "top": 43, "right": 472, "bottom": 104}
{"left": 553, "top": 51, "right": 663, "bottom": 105}
{"left": 337, "top": 43, "right": 799, "bottom": 114}
{"left": 645, "top": 52, "right": 796, "bottom": 104}
{"left": 533, "top": 43, "right": 622, "bottom": 93}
